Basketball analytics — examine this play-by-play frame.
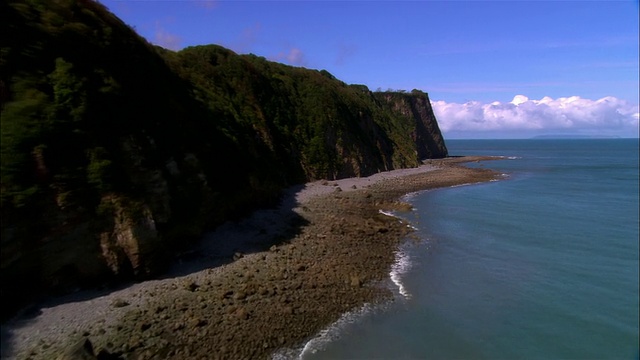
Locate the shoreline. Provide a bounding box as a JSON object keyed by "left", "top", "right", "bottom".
{"left": 1, "top": 156, "right": 502, "bottom": 360}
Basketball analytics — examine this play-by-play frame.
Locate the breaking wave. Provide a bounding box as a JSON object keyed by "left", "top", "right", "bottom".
{"left": 271, "top": 303, "right": 379, "bottom": 360}
{"left": 273, "top": 207, "right": 420, "bottom": 359}
{"left": 390, "top": 248, "right": 412, "bottom": 299}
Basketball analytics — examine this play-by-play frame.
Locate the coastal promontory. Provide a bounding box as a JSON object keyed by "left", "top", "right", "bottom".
{"left": 1, "top": 0, "right": 448, "bottom": 318}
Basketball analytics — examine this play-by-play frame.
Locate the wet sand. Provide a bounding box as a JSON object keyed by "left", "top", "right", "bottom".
{"left": 1, "top": 156, "right": 502, "bottom": 360}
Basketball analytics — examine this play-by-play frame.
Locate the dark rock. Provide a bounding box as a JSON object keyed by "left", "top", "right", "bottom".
{"left": 234, "top": 308, "right": 249, "bottom": 320}
{"left": 111, "top": 299, "right": 129, "bottom": 308}
{"left": 185, "top": 282, "right": 199, "bottom": 292}
{"left": 377, "top": 226, "right": 389, "bottom": 233}
{"left": 233, "top": 291, "right": 247, "bottom": 301}
{"left": 191, "top": 318, "right": 208, "bottom": 328}
{"left": 350, "top": 275, "right": 363, "bottom": 287}
{"left": 61, "top": 338, "right": 96, "bottom": 360}
{"left": 96, "top": 349, "right": 123, "bottom": 360}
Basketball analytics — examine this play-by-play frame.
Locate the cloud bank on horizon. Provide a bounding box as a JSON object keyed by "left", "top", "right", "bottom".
{"left": 431, "top": 95, "right": 639, "bottom": 139}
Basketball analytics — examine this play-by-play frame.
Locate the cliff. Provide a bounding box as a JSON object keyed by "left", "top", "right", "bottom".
{"left": 0, "top": 0, "right": 447, "bottom": 318}
{"left": 374, "top": 91, "right": 448, "bottom": 160}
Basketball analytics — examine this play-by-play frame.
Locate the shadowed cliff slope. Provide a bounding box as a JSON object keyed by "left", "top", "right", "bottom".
{"left": 0, "top": 0, "right": 447, "bottom": 318}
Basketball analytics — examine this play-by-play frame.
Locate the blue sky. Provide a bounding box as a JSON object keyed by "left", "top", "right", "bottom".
{"left": 100, "top": 0, "right": 639, "bottom": 138}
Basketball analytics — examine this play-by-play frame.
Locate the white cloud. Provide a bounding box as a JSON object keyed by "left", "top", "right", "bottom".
{"left": 228, "top": 23, "right": 261, "bottom": 53}
{"left": 153, "top": 21, "right": 182, "bottom": 51}
{"left": 273, "top": 47, "right": 307, "bottom": 66}
{"left": 285, "top": 48, "right": 305, "bottom": 64}
{"left": 431, "top": 95, "right": 639, "bottom": 138}
{"left": 193, "top": 0, "right": 218, "bottom": 10}
{"left": 335, "top": 43, "right": 357, "bottom": 66}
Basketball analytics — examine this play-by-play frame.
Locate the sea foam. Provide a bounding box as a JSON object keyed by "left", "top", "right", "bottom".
{"left": 275, "top": 246, "right": 413, "bottom": 360}
{"left": 378, "top": 209, "right": 414, "bottom": 299}
{"left": 273, "top": 210, "right": 415, "bottom": 359}
{"left": 378, "top": 209, "right": 395, "bottom": 217}
{"left": 271, "top": 303, "right": 378, "bottom": 360}
{"left": 271, "top": 208, "right": 417, "bottom": 360}
{"left": 390, "top": 248, "right": 412, "bottom": 299}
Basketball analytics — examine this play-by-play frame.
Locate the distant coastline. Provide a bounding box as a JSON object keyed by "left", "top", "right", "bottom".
{"left": 530, "top": 134, "right": 622, "bottom": 139}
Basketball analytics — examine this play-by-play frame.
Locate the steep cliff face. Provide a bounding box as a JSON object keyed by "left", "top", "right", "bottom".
{"left": 170, "top": 47, "right": 437, "bottom": 181}
{"left": 374, "top": 91, "right": 448, "bottom": 160}
{"left": 0, "top": 0, "right": 448, "bottom": 318}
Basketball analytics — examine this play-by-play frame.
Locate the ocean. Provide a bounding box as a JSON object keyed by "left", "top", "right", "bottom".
{"left": 295, "top": 139, "right": 639, "bottom": 360}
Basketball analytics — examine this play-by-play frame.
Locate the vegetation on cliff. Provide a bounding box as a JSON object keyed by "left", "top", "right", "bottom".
{"left": 0, "top": 0, "right": 447, "bottom": 318}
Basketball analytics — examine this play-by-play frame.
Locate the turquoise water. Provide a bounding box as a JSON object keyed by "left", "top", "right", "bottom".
{"left": 299, "top": 139, "right": 639, "bottom": 360}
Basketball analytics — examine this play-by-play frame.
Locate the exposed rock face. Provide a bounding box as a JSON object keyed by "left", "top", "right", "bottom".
{"left": 99, "top": 195, "right": 165, "bottom": 277}
{"left": 375, "top": 90, "right": 448, "bottom": 160}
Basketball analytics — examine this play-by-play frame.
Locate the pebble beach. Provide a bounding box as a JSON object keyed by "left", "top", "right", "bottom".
{"left": 1, "top": 157, "right": 500, "bottom": 360}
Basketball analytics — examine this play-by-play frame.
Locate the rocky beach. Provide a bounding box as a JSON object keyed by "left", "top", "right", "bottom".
{"left": 1, "top": 157, "right": 501, "bottom": 360}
